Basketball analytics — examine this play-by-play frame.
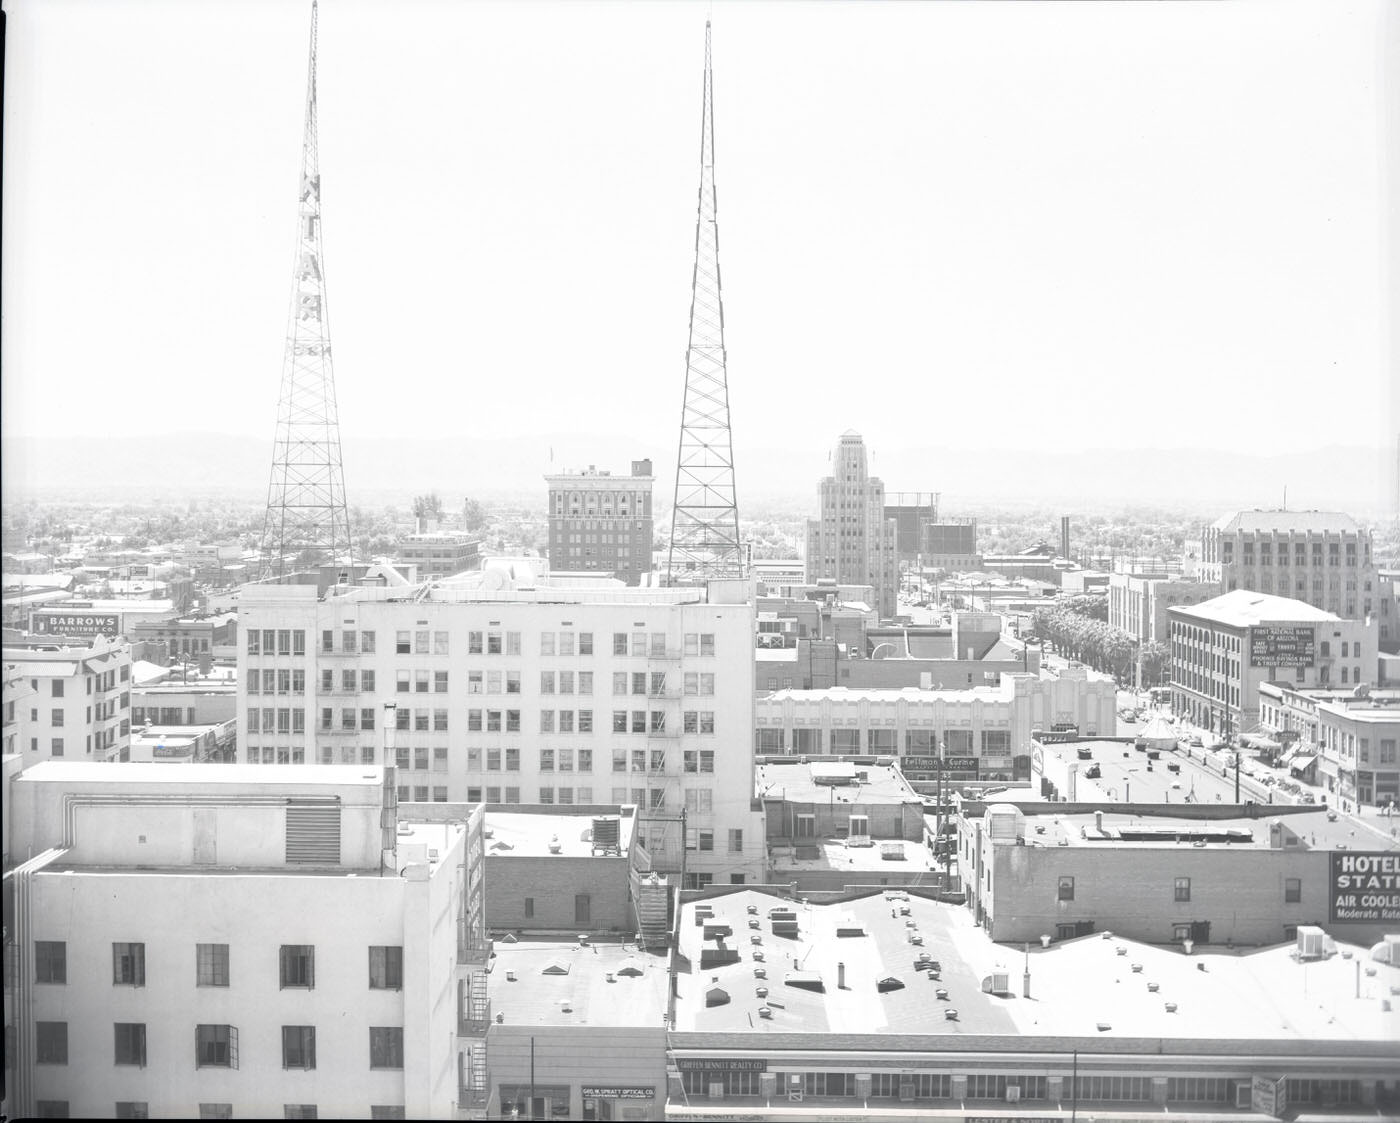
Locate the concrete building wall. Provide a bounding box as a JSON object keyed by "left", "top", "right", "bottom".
{"left": 976, "top": 838, "right": 1347, "bottom": 947}
{"left": 484, "top": 854, "right": 633, "bottom": 933}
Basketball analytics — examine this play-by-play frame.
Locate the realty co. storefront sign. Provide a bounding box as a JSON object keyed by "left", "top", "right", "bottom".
{"left": 1329, "top": 852, "right": 1400, "bottom": 923}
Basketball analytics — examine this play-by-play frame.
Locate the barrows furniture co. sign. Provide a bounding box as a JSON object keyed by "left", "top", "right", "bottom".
{"left": 1249, "top": 625, "right": 1315, "bottom": 668}
{"left": 33, "top": 611, "right": 120, "bottom": 636}
{"left": 1329, "top": 852, "right": 1400, "bottom": 923}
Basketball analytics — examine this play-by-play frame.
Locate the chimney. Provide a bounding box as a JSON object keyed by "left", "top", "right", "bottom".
{"left": 1095, "top": 810, "right": 1103, "bottom": 833}
{"left": 838, "top": 962, "right": 846, "bottom": 989}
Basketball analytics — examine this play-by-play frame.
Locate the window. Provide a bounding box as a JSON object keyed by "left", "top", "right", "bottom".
{"left": 37, "top": 1021, "right": 68, "bottom": 1064}
{"left": 114, "top": 1022, "right": 147, "bottom": 1067}
{"left": 369, "top": 1027, "right": 404, "bottom": 1069}
{"left": 197, "top": 943, "right": 229, "bottom": 987}
{"left": 369, "top": 946, "right": 403, "bottom": 990}
{"left": 199, "top": 1107, "right": 234, "bottom": 1120}
{"left": 35, "top": 1102, "right": 69, "bottom": 1118}
{"left": 280, "top": 945, "right": 315, "bottom": 989}
{"left": 115, "top": 1104, "right": 149, "bottom": 1119}
{"left": 113, "top": 942, "right": 145, "bottom": 986}
{"left": 579, "top": 632, "right": 593, "bottom": 655}
{"left": 284, "top": 1107, "right": 318, "bottom": 1120}
{"left": 1058, "top": 876, "right": 1075, "bottom": 901}
{"left": 1174, "top": 877, "right": 1191, "bottom": 903}
{"left": 370, "top": 1108, "right": 406, "bottom": 1120}
{"left": 1285, "top": 878, "right": 1302, "bottom": 903}
{"left": 699, "top": 830, "right": 714, "bottom": 851}
{"left": 36, "top": 940, "right": 66, "bottom": 984}
{"left": 524, "top": 897, "right": 535, "bottom": 918}
{"left": 282, "top": 1026, "right": 317, "bottom": 1070}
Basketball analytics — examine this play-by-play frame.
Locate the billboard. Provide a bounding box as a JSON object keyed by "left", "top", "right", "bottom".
{"left": 1329, "top": 852, "right": 1400, "bottom": 923}
{"left": 1249, "top": 625, "right": 1315, "bottom": 668}
{"left": 901, "top": 756, "right": 979, "bottom": 773}
{"left": 32, "top": 610, "right": 120, "bottom": 637}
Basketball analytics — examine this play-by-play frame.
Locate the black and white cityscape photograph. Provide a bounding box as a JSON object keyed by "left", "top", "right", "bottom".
{"left": 2, "top": 0, "right": 1399, "bottom": 1119}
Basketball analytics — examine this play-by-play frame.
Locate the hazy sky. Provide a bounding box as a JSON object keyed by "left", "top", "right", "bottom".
{"left": 2, "top": 0, "right": 1394, "bottom": 461}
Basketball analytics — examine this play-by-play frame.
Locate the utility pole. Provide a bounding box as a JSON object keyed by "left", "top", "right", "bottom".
{"left": 667, "top": 22, "right": 743, "bottom": 583}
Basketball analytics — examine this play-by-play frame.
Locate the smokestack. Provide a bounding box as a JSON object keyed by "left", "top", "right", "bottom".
{"left": 838, "top": 962, "right": 846, "bottom": 989}
{"left": 1061, "top": 516, "right": 1071, "bottom": 561}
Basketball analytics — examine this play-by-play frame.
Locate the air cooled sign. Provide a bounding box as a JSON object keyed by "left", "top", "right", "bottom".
{"left": 1329, "top": 852, "right": 1400, "bottom": 923}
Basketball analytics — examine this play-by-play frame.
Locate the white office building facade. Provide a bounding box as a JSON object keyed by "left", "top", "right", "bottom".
{"left": 236, "top": 576, "right": 763, "bottom": 883}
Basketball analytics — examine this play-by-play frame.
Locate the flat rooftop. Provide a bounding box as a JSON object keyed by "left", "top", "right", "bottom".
{"left": 768, "top": 837, "right": 939, "bottom": 874}
{"left": 674, "top": 890, "right": 1400, "bottom": 1043}
{"left": 1174, "top": 589, "right": 1340, "bottom": 626}
{"left": 488, "top": 938, "right": 668, "bottom": 1027}
{"left": 15, "top": 760, "right": 384, "bottom": 790}
{"left": 760, "top": 683, "right": 1012, "bottom": 706}
{"left": 485, "top": 810, "right": 635, "bottom": 858}
{"left": 756, "top": 761, "right": 920, "bottom": 805}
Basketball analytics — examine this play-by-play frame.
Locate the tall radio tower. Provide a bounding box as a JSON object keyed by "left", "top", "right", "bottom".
{"left": 259, "top": 0, "right": 351, "bottom": 580}
{"left": 667, "top": 22, "right": 744, "bottom": 582}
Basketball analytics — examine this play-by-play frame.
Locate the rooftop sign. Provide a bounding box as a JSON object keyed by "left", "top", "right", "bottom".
{"left": 33, "top": 611, "right": 120, "bottom": 636}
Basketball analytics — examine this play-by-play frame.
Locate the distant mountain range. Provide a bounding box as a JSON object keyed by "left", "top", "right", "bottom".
{"left": 2, "top": 433, "right": 1393, "bottom": 517}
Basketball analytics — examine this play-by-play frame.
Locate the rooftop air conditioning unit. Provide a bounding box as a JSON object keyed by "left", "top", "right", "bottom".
{"left": 1297, "top": 925, "right": 1326, "bottom": 960}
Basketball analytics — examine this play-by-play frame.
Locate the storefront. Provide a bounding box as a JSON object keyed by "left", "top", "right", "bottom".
{"left": 582, "top": 1085, "right": 658, "bottom": 1121}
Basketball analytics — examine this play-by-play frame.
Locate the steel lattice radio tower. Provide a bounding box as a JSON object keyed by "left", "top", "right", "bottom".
{"left": 667, "top": 22, "right": 744, "bottom": 583}
{"left": 259, "top": 0, "right": 351, "bottom": 580}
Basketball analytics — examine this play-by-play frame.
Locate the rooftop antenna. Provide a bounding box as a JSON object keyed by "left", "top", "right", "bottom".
{"left": 259, "top": 0, "right": 352, "bottom": 580}
{"left": 667, "top": 21, "right": 744, "bottom": 583}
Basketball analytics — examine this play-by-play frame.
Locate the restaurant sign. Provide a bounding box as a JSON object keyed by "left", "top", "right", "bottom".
{"left": 1329, "top": 852, "right": 1400, "bottom": 923}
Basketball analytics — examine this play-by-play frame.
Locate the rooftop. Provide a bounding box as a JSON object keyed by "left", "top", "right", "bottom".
{"left": 756, "top": 761, "right": 921, "bottom": 806}
{"left": 488, "top": 938, "right": 668, "bottom": 1027}
{"left": 672, "top": 889, "right": 1400, "bottom": 1042}
{"left": 1172, "top": 589, "right": 1340, "bottom": 627}
{"left": 1212, "top": 509, "right": 1363, "bottom": 535}
{"left": 767, "top": 837, "right": 940, "bottom": 874}
{"left": 484, "top": 809, "right": 635, "bottom": 858}
{"left": 15, "top": 760, "right": 384, "bottom": 791}
{"left": 759, "top": 681, "right": 1019, "bottom": 706}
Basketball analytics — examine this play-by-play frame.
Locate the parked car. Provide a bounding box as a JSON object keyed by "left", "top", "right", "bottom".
{"left": 1300, "top": 793, "right": 1316, "bottom": 804}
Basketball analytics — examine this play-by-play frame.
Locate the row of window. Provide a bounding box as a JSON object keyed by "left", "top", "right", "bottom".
{"left": 35, "top": 1021, "right": 403, "bottom": 1071}
{"left": 31, "top": 1107, "right": 401, "bottom": 1120}
{"left": 270, "top": 629, "right": 722, "bottom": 658}
{"left": 1055, "top": 876, "right": 1303, "bottom": 904}
{"left": 34, "top": 942, "right": 402, "bottom": 991}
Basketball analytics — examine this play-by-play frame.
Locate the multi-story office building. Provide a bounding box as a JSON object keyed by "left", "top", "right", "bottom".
{"left": 4, "top": 762, "right": 488, "bottom": 1121}
{"left": 2, "top": 636, "right": 132, "bottom": 763}
{"left": 235, "top": 566, "right": 764, "bottom": 885}
{"left": 805, "top": 432, "right": 898, "bottom": 620}
{"left": 3, "top": 662, "right": 36, "bottom": 758}
{"left": 1199, "top": 510, "right": 1380, "bottom": 620}
{"left": 394, "top": 534, "right": 482, "bottom": 581}
{"left": 1168, "top": 590, "right": 1377, "bottom": 739}
{"left": 1315, "top": 694, "right": 1400, "bottom": 811}
{"left": 544, "top": 460, "right": 653, "bottom": 585}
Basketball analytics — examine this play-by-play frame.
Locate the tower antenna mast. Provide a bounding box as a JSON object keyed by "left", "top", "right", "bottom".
{"left": 667, "top": 21, "right": 743, "bottom": 582}
{"left": 260, "top": 0, "right": 352, "bottom": 579}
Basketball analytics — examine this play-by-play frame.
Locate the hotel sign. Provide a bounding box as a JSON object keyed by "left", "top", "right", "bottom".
{"left": 1249, "top": 625, "right": 1315, "bottom": 668}
{"left": 33, "top": 611, "right": 120, "bottom": 636}
{"left": 1329, "top": 852, "right": 1400, "bottom": 923}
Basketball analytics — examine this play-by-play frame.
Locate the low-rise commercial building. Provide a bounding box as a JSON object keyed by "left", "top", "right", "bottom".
{"left": 663, "top": 887, "right": 1400, "bottom": 1120}
{"left": 4, "top": 762, "right": 488, "bottom": 1121}
{"left": 395, "top": 533, "right": 483, "bottom": 581}
{"left": 1315, "top": 694, "right": 1400, "bottom": 811}
{"left": 958, "top": 800, "right": 1397, "bottom": 947}
{"left": 753, "top": 669, "right": 1117, "bottom": 788}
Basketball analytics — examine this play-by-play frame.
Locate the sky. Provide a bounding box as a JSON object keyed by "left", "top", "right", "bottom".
{"left": 2, "top": 0, "right": 1395, "bottom": 470}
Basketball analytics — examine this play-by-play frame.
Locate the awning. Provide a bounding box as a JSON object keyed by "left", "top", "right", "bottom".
{"left": 1288, "top": 755, "right": 1317, "bottom": 772}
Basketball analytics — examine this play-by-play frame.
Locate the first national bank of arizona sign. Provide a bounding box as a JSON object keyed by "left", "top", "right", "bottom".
{"left": 1329, "top": 852, "right": 1400, "bottom": 923}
